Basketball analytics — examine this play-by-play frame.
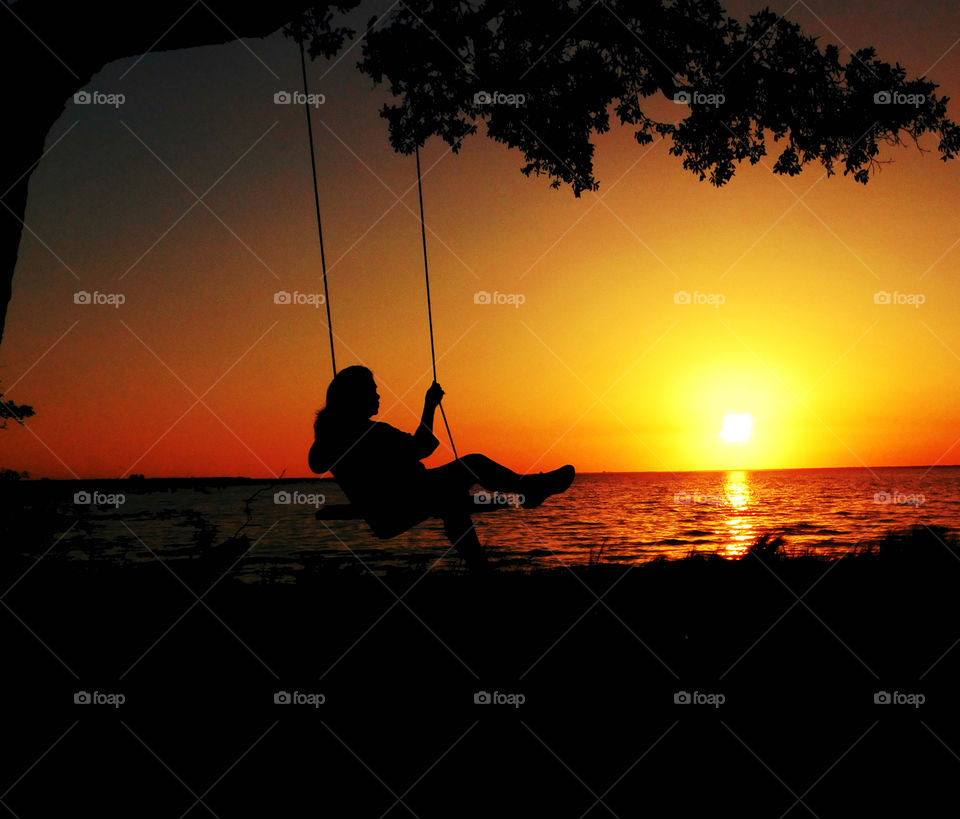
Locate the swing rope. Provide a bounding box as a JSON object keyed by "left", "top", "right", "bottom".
{"left": 414, "top": 143, "right": 459, "bottom": 461}
{"left": 299, "top": 38, "right": 336, "bottom": 377}
{"left": 298, "top": 35, "right": 458, "bottom": 460}
{"left": 415, "top": 143, "right": 439, "bottom": 384}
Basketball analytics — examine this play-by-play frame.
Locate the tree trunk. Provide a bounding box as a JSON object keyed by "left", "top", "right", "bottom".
{"left": 1, "top": 1, "right": 318, "bottom": 347}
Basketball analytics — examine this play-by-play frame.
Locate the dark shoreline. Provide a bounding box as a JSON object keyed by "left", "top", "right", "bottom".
{"left": 8, "top": 475, "right": 340, "bottom": 491}
{"left": 3, "top": 519, "right": 960, "bottom": 816}
{"left": 11, "top": 461, "right": 960, "bottom": 484}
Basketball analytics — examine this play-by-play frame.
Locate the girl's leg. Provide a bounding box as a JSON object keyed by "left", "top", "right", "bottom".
{"left": 441, "top": 511, "right": 488, "bottom": 571}
{"left": 427, "top": 454, "right": 575, "bottom": 510}
{"left": 428, "top": 453, "right": 525, "bottom": 494}
{"left": 420, "top": 462, "right": 505, "bottom": 573}
{"left": 424, "top": 456, "right": 575, "bottom": 572}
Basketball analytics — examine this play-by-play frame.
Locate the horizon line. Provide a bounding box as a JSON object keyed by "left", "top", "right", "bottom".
{"left": 13, "top": 463, "right": 960, "bottom": 482}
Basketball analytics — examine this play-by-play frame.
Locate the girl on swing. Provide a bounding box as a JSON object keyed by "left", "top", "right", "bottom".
{"left": 308, "top": 365, "right": 575, "bottom": 570}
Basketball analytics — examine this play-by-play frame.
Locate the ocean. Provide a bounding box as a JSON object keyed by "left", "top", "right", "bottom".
{"left": 36, "top": 466, "right": 960, "bottom": 579}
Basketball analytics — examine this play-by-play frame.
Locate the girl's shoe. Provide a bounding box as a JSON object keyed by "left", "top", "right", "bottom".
{"left": 520, "top": 465, "right": 575, "bottom": 509}
{"left": 456, "top": 540, "right": 490, "bottom": 572}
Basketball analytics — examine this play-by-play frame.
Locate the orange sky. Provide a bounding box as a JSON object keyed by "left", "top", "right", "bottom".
{"left": 2, "top": 0, "right": 959, "bottom": 479}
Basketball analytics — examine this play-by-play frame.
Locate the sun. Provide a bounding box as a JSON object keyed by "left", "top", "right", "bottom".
{"left": 720, "top": 413, "right": 753, "bottom": 444}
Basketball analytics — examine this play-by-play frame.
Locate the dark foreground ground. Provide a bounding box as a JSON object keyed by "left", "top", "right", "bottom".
{"left": 3, "top": 493, "right": 960, "bottom": 817}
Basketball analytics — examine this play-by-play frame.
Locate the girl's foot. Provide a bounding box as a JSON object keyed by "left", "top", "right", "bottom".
{"left": 520, "top": 465, "right": 575, "bottom": 509}
{"left": 455, "top": 540, "right": 489, "bottom": 572}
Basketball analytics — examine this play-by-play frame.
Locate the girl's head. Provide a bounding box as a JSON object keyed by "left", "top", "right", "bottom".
{"left": 315, "top": 365, "right": 379, "bottom": 428}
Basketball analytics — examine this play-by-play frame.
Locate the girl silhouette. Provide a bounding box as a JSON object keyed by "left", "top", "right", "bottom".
{"left": 308, "top": 365, "right": 575, "bottom": 569}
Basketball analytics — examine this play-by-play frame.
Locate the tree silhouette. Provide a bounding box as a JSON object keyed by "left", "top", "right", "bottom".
{"left": 0, "top": 392, "right": 35, "bottom": 429}
{"left": 356, "top": 0, "right": 960, "bottom": 194}
{"left": 2, "top": 0, "right": 957, "bottom": 350}
{"left": 1, "top": 0, "right": 356, "bottom": 347}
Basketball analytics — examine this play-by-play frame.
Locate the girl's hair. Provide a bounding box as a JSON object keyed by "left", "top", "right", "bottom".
{"left": 314, "top": 365, "right": 374, "bottom": 432}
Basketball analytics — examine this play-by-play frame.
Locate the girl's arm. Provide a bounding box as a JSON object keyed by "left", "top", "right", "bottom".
{"left": 413, "top": 382, "right": 443, "bottom": 457}
{"left": 308, "top": 439, "right": 330, "bottom": 474}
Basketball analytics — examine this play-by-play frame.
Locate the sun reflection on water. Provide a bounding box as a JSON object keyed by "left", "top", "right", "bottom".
{"left": 719, "top": 471, "right": 755, "bottom": 558}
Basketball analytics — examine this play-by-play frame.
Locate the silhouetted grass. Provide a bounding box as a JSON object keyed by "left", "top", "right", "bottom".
{"left": 4, "top": 492, "right": 960, "bottom": 818}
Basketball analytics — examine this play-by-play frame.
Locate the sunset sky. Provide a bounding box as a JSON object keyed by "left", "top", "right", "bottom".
{"left": 2, "top": 0, "right": 959, "bottom": 479}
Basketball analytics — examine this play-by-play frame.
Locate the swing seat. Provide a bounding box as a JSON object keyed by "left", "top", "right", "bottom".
{"left": 315, "top": 503, "right": 430, "bottom": 540}
{"left": 315, "top": 504, "right": 363, "bottom": 520}
{"left": 315, "top": 498, "right": 505, "bottom": 522}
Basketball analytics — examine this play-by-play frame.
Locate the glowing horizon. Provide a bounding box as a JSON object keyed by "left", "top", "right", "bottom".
{"left": 2, "top": 1, "right": 960, "bottom": 480}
